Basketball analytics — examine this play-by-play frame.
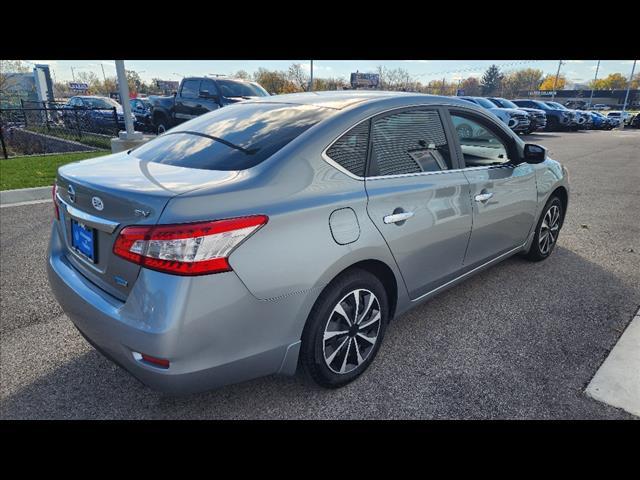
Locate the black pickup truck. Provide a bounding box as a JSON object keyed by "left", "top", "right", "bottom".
{"left": 148, "top": 77, "right": 269, "bottom": 133}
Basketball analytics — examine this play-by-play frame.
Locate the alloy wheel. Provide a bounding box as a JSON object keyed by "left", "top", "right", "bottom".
{"left": 539, "top": 205, "right": 561, "bottom": 255}
{"left": 322, "top": 289, "right": 381, "bottom": 375}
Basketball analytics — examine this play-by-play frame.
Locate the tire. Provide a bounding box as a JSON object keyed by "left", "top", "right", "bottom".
{"left": 525, "top": 196, "right": 563, "bottom": 262}
{"left": 154, "top": 114, "right": 170, "bottom": 134}
{"left": 300, "top": 268, "right": 389, "bottom": 388}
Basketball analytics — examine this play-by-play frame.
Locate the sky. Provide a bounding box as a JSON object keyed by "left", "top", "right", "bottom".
{"left": 21, "top": 59, "right": 639, "bottom": 85}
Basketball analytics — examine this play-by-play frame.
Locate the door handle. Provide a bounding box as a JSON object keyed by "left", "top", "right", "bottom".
{"left": 383, "top": 211, "right": 415, "bottom": 224}
{"left": 474, "top": 192, "right": 494, "bottom": 203}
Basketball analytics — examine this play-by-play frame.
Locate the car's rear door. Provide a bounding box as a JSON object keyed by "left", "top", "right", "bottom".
{"left": 363, "top": 106, "right": 473, "bottom": 300}
{"left": 446, "top": 108, "right": 538, "bottom": 268}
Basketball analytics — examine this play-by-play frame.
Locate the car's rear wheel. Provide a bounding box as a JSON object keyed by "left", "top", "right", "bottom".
{"left": 525, "top": 196, "right": 563, "bottom": 262}
{"left": 300, "top": 268, "right": 389, "bottom": 388}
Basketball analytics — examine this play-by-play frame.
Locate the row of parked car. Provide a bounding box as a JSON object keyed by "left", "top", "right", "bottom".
{"left": 455, "top": 95, "right": 640, "bottom": 133}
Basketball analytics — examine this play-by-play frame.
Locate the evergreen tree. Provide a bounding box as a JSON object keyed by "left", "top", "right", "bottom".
{"left": 480, "top": 64, "right": 504, "bottom": 96}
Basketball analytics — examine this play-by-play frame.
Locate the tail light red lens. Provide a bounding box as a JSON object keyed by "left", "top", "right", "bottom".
{"left": 113, "top": 215, "right": 268, "bottom": 276}
{"left": 52, "top": 184, "right": 60, "bottom": 221}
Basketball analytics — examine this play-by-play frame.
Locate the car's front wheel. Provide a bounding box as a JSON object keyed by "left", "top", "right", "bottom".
{"left": 300, "top": 268, "right": 389, "bottom": 388}
{"left": 525, "top": 196, "right": 563, "bottom": 261}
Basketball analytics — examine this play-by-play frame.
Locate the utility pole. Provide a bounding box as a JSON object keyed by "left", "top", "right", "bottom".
{"left": 70, "top": 67, "right": 75, "bottom": 82}
{"left": 588, "top": 60, "right": 600, "bottom": 108}
{"left": 100, "top": 63, "right": 107, "bottom": 83}
{"left": 619, "top": 59, "right": 637, "bottom": 130}
{"left": 309, "top": 60, "right": 314, "bottom": 92}
{"left": 551, "top": 60, "right": 564, "bottom": 103}
{"left": 442, "top": 77, "right": 446, "bottom": 95}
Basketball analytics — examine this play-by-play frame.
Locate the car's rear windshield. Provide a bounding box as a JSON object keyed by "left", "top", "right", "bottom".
{"left": 131, "top": 103, "right": 334, "bottom": 171}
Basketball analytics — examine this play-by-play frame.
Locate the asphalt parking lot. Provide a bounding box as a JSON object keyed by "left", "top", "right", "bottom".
{"left": 1, "top": 129, "right": 639, "bottom": 419}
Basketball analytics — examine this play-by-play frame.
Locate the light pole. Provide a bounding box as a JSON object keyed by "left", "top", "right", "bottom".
{"left": 588, "top": 60, "right": 600, "bottom": 108}
{"left": 115, "top": 60, "right": 140, "bottom": 141}
{"left": 309, "top": 60, "right": 314, "bottom": 92}
{"left": 551, "top": 60, "right": 564, "bottom": 103}
{"left": 619, "top": 59, "right": 637, "bottom": 130}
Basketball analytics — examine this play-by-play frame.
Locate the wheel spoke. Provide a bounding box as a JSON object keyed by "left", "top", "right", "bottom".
{"left": 325, "top": 336, "right": 349, "bottom": 365}
{"left": 359, "top": 311, "right": 380, "bottom": 330}
{"left": 353, "top": 337, "right": 364, "bottom": 365}
{"left": 334, "top": 303, "right": 352, "bottom": 327}
{"left": 357, "top": 292, "right": 375, "bottom": 325}
{"left": 357, "top": 332, "right": 376, "bottom": 345}
{"left": 352, "top": 290, "right": 360, "bottom": 325}
{"left": 339, "top": 338, "right": 352, "bottom": 373}
{"left": 324, "top": 330, "right": 348, "bottom": 341}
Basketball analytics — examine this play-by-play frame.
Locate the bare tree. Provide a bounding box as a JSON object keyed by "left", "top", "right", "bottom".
{"left": 288, "top": 63, "right": 310, "bottom": 92}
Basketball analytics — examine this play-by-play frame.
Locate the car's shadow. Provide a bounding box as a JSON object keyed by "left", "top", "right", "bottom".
{"left": 2, "top": 246, "right": 638, "bottom": 419}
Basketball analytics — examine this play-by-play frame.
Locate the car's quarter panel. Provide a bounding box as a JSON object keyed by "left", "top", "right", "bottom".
{"left": 462, "top": 164, "right": 538, "bottom": 266}
{"left": 365, "top": 173, "right": 473, "bottom": 299}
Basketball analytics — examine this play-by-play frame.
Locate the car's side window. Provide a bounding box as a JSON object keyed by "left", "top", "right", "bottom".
{"left": 181, "top": 79, "right": 200, "bottom": 98}
{"left": 450, "top": 113, "right": 511, "bottom": 167}
{"left": 370, "top": 109, "right": 452, "bottom": 177}
{"left": 325, "top": 120, "right": 370, "bottom": 177}
{"left": 200, "top": 79, "right": 219, "bottom": 96}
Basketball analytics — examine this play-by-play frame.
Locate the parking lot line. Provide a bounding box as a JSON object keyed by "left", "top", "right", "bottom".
{"left": 585, "top": 308, "right": 640, "bottom": 417}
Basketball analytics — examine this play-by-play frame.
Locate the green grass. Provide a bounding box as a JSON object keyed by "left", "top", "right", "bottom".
{"left": 0, "top": 151, "right": 110, "bottom": 190}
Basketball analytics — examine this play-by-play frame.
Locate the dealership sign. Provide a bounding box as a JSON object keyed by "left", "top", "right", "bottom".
{"left": 68, "top": 82, "right": 89, "bottom": 92}
{"left": 350, "top": 72, "right": 380, "bottom": 88}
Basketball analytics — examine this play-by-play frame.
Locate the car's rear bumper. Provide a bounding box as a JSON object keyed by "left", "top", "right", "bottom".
{"left": 47, "top": 223, "right": 306, "bottom": 395}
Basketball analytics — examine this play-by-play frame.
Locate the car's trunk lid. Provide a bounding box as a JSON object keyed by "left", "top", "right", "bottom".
{"left": 55, "top": 150, "right": 241, "bottom": 300}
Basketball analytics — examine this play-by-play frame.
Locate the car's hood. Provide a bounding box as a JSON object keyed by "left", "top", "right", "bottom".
{"left": 495, "top": 107, "right": 528, "bottom": 116}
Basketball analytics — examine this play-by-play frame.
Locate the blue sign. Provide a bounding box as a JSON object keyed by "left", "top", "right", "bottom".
{"left": 456, "top": 89, "right": 465, "bottom": 96}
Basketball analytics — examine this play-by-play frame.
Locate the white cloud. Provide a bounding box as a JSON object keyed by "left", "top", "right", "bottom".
{"left": 402, "top": 60, "right": 431, "bottom": 63}
{"left": 26, "top": 60, "right": 58, "bottom": 67}
{"left": 565, "top": 60, "right": 585, "bottom": 64}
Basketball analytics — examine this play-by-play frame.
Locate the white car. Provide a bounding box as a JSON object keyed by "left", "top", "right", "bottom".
{"left": 607, "top": 111, "right": 633, "bottom": 125}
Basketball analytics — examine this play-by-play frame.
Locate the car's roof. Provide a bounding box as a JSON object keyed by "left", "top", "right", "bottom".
{"left": 244, "top": 90, "right": 473, "bottom": 110}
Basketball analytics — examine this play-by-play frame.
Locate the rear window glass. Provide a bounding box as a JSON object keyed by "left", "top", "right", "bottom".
{"left": 131, "top": 103, "right": 334, "bottom": 171}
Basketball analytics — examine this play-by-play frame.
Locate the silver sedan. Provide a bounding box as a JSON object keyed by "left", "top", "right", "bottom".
{"left": 47, "top": 91, "right": 569, "bottom": 393}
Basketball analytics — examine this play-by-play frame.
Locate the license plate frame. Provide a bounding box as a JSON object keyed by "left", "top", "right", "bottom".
{"left": 71, "top": 219, "right": 97, "bottom": 263}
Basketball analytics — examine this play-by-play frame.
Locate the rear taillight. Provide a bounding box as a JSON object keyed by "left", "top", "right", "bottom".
{"left": 113, "top": 215, "right": 268, "bottom": 276}
{"left": 52, "top": 184, "right": 60, "bottom": 221}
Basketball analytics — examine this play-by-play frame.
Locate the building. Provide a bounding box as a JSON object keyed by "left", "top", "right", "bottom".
{"left": 517, "top": 89, "right": 640, "bottom": 108}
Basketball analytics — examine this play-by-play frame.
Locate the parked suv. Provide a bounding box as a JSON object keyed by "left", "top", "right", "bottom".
{"left": 512, "top": 99, "right": 573, "bottom": 131}
{"left": 458, "top": 96, "right": 530, "bottom": 133}
{"left": 149, "top": 76, "right": 269, "bottom": 133}
{"left": 488, "top": 97, "right": 546, "bottom": 133}
{"left": 544, "top": 101, "right": 584, "bottom": 130}
{"left": 48, "top": 91, "right": 569, "bottom": 394}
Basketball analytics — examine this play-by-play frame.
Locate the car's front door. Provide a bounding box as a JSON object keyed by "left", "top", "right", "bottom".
{"left": 175, "top": 79, "right": 202, "bottom": 122}
{"left": 447, "top": 110, "right": 538, "bottom": 268}
{"left": 364, "top": 107, "right": 473, "bottom": 300}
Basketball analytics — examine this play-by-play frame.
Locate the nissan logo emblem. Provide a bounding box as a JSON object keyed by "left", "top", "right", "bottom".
{"left": 91, "top": 196, "right": 104, "bottom": 211}
{"left": 67, "top": 185, "right": 76, "bottom": 203}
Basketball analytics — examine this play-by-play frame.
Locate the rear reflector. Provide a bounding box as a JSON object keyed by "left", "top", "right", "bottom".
{"left": 133, "top": 352, "right": 170, "bottom": 369}
{"left": 52, "top": 184, "right": 60, "bottom": 221}
{"left": 113, "top": 215, "right": 268, "bottom": 276}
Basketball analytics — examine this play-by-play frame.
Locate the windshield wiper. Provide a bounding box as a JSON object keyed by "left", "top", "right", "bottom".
{"left": 165, "top": 131, "right": 258, "bottom": 155}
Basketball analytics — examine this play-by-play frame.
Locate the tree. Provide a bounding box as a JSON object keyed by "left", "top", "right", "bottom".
{"left": 376, "top": 66, "right": 414, "bottom": 91}
{"left": 589, "top": 72, "right": 629, "bottom": 90}
{"left": 233, "top": 70, "right": 251, "bottom": 80}
{"left": 253, "top": 67, "right": 297, "bottom": 94}
{"left": 288, "top": 63, "right": 310, "bottom": 92}
{"left": 480, "top": 64, "right": 504, "bottom": 96}
{"left": 501, "top": 68, "right": 544, "bottom": 98}
{"left": 539, "top": 74, "right": 566, "bottom": 91}
{"left": 459, "top": 77, "right": 481, "bottom": 96}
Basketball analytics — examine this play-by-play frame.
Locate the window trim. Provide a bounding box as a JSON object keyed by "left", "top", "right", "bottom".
{"left": 443, "top": 107, "right": 521, "bottom": 171}
{"left": 321, "top": 104, "right": 463, "bottom": 181}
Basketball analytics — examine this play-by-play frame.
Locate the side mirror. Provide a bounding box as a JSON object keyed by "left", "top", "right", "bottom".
{"left": 523, "top": 143, "right": 546, "bottom": 164}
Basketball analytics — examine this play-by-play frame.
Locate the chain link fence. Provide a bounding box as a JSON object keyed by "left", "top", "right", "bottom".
{"left": 0, "top": 101, "right": 121, "bottom": 158}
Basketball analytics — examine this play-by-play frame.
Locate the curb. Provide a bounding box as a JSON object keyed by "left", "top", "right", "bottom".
{"left": 0, "top": 186, "right": 51, "bottom": 206}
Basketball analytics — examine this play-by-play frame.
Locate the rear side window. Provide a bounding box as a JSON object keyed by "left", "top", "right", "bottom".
{"left": 181, "top": 79, "right": 200, "bottom": 98}
{"left": 371, "top": 109, "right": 452, "bottom": 176}
{"left": 325, "top": 121, "right": 370, "bottom": 177}
{"left": 131, "top": 103, "right": 334, "bottom": 171}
